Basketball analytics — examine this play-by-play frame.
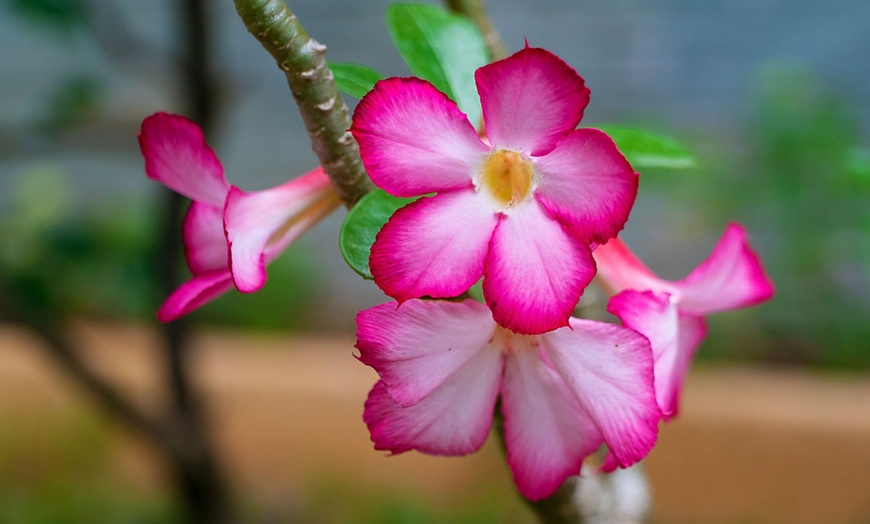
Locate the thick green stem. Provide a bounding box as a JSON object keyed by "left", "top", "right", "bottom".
{"left": 233, "top": 0, "right": 373, "bottom": 207}
{"left": 445, "top": 0, "right": 507, "bottom": 59}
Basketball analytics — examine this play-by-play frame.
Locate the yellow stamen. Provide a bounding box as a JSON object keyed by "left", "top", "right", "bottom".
{"left": 481, "top": 150, "right": 533, "bottom": 207}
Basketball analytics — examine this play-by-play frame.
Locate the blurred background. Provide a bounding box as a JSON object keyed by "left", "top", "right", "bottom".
{"left": 1, "top": 0, "right": 868, "bottom": 523}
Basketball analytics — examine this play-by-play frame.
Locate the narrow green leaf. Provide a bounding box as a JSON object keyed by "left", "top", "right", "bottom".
{"left": 386, "top": 3, "right": 489, "bottom": 125}
{"left": 339, "top": 189, "right": 416, "bottom": 279}
{"left": 597, "top": 125, "right": 697, "bottom": 170}
{"left": 329, "top": 62, "right": 384, "bottom": 99}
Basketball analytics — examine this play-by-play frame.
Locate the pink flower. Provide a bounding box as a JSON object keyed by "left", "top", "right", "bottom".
{"left": 351, "top": 47, "right": 638, "bottom": 335}
{"left": 138, "top": 112, "right": 340, "bottom": 321}
{"left": 593, "top": 224, "right": 775, "bottom": 420}
{"left": 356, "top": 298, "right": 660, "bottom": 501}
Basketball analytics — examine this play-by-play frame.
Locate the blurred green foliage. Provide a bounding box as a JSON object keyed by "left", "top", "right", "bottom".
{"left": 4, "top": 0, "right": 89, "bottom": 35}
{"left": 649, "top": 66, "right": 870, "bottom": 368}
{"left": 39, "top": 76, "right": 102, "bottom": 134}
{"left": 0, "top": 167, "right": 323, "bottom": 331}
{"left": 0, "top": 413, "right": 176, "bottom": 523}
{"left": 294, "top": 479, "right": 533, "bottom": 524}
{"left": 0, "top": 411, "right": 531, "bottom": 523}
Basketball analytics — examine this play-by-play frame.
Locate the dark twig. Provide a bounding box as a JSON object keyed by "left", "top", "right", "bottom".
{"left": 0, "top": 287, "right": 176, "bottom": 456}
{"left": 157, "top": 0, "right": 234, "bottom": 522}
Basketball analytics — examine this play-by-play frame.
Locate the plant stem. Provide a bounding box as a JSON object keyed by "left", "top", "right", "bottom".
{"left": 233, "top": 0, "right": 373, "bottom": 207}
{"left": 444, "top": 0, "right": 507, "bottom": 59}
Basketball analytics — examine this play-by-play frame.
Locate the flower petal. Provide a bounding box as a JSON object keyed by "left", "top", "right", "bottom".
{"left": 592, "top": 237, "right": 665, "bottom": 296}
{"left": 608, "top": 290, "right": 692, "bottom": 419}
{"left": 224, "top": 168, "right": 340, "bottom": 293}
{"left": 534, "top": 129, "right": 638, "bottom": 245}
{"left": 476, "top": 47, "right": 590, "bottom": 155}
{"left": 672, "top": 313, "right": 708, "bottom": 417}
{"left": 370, "top": 191, "right": 497, "bottom": 302}
{"left": 156, "top": 269, "right": 234, "bottom": 322}
{"left": 356, "top": 299, "right": 497, "bottom": 407}
{"left": 500, "top": 346, "right": 602, "bottom": 501}
{"left": 351, "top": 77, "right": 489, "bottom": 197}
{"left": 483, "top": 200, "right": 595, "bottom": 335}
{"left": 363, "top": 339, "right": 502, "bottom": 456}
{"left": 542, "top": 319, "right": 660, "bottom": 468}
{"left": 138, "top": 112, "right": 228, "bottom": 207}
{"left": 674, "top": 223, "right": 775, "bottom": 315}
{"left": 182, "top": 201, "right": 228, "bottom": 274}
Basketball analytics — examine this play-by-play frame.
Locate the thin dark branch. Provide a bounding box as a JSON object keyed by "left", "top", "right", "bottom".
{"left": 161, "top": 0, "right": 234, "bottom": 522}
{"left": 0, "top": 295, "right": 173, "bottom": 452}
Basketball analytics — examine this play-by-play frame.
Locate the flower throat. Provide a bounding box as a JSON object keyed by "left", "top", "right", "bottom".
{"left": 481, "top": 150, "right": 533, "bottom": 207}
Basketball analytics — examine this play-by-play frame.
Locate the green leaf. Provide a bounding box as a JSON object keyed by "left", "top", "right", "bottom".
{"left": 329, "top": 62, "right": 384, "bottom": 99}
{"left": 339, "top": 189, "right": 416, "bottom": 279}
{"left": 597, "top": 126, "right": 697, "bottom": 170}
{"left": 8, "top": 0, "right": 89, "bottom": 34}
{"left": 386, "top": 3, "right": 489, "bottom": 125}
{"left": 847, "top": 147, "right": 870, "bottom": 183}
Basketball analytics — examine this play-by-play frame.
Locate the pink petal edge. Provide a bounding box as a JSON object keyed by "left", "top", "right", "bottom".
{"left": 363, "top": 340, "right": 502, "bottom": 456}
{"left": 138, "top": 112, "right": 228, "bottom": 207}
{"left": 534, "top": 128, "right": 638, "bottom": 245}
{"left": 351, "top": 77, "right": 488, "bottom": 197}
{"left": 224, "top": 168, "right": 339, "bottom": 293}
{"left": 370, "top": 191, "right": 498, "bottom": 303}
{"left": 675, "top": 223, "right": 776, "bottom": 315}
{"left": 483, "top": 200, "right": 595, "bottom": 335}
{"left": 592, "top": 237, "right": 664, "bottom": 296}
{"left": 157, "top": 270, "right": 235, "bottom": 322}
{"left": 542, "top": 319, "right": 661, "bottom": 468}
{"left": 500, "top": 346, "right": 601, "bottom": 501}
{"left": 607, "top": 290, "right": 684, "bottom": 419}
{"left": 182, "top": 201, "right": 229, "bottom": 275}
{"left": 355, "top": 299, "right": 497, "bottom": 407}
{"left": 476, "top": 47, "right": 590, "bottom": 156}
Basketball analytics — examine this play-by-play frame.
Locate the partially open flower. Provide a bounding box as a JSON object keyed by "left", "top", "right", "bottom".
{"left": 138, "top": 112, "right": 340, "bottom": 321}
{"left": 594, "top": 223, "right": 775, "bottom": 420}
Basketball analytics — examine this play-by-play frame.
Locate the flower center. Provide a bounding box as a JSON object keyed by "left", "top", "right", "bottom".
{"left": 481, "top": 150, "right": 533, "bottom": 207}
{"left": 492, "top": 326, "right": 538, "bottom": 356}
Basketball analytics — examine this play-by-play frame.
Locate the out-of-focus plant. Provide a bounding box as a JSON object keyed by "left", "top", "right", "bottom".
{"left": 0, "top": 1, "right": 799, "bottom": 523}
{"left": 0, "top": 168, "right": 321, "bottom": 330}
{"left": 660, "top": 67, "right": 870, "bottom": 368}
{"left": 0, "top": 167, "right": 157, "bottom": 318}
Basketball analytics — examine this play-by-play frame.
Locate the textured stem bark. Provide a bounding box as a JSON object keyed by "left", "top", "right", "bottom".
{"left": 445, "top": 0, "right": 507, "bottom": 59}
{"left": 233, "top": 0, "right": 373, "bottom": 207}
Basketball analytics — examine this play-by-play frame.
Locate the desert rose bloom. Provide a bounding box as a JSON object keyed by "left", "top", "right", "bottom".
{"left": 356, "top": 298, "right": 660, "bottom": 501}
{"left": 139, "top": 112, "right": 340, "bottom": 321}
{"left": 351, "top": 47, "right": 638, "bottom": 335}
{"left": 594, "top": 223, "right": 775, "bottom": 420}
